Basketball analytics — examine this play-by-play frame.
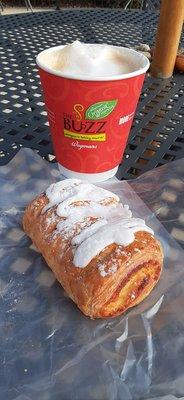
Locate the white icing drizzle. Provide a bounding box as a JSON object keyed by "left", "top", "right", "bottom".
{"left": 43, "top": 179, "right": 81, "bottom": 212}
{"left": 72, "top": 219, "right": 107, "bottom": 246}
{"left": 44, "top": 179, "right": 154, "bottom": 271}
{"left": 73, "top": 218, "right": 153, "bottom": 268}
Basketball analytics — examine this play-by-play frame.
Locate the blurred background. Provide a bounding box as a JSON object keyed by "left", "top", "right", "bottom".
{"left": 1, "top": 0, "right": 160, "bottom": 12}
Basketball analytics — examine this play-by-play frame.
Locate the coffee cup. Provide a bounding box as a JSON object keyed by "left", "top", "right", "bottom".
{"left": 37, "top": 42, "right": 149, "bottom": 182}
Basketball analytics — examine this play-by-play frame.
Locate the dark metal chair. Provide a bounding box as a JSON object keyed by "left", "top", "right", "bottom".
{"left": 124, "top": 0, "right": 160, "bottom": 9}
{"left": 0, "top": 0, "right": 33, "bottom": 13}
{"left": 25, "top": 0, "right": 161, "bottom": 11}
{"left": 24, "top": 0, "right": 34, "bottom": 11}
{"left": 142, "top": 0, "right": 160, "bottom": 10}
{"left": 0, "top": 0, "right": 161, "bottom": 15}
{"left": 0, "top": 1, "right": 5, "bottom": 11}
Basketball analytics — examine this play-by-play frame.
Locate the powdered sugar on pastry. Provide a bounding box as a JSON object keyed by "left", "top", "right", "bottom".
{"left": 45, "top": 179, "right": 154, "bottom": 270}
{"left": 98, "top": 263, "right": 118, "bottom": 277}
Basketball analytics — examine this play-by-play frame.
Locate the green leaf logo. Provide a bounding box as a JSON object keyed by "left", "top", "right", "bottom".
{"left": 85, "top": 99, "right": 118, "bottom": 120}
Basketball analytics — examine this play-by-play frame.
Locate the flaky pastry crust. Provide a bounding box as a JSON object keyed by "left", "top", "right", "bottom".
{"left": 23, "top": 192, "right": 163, "bottom": 318}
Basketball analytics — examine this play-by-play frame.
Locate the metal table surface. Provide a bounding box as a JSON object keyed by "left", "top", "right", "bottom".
{"left": 0, "top": 11, "right": 184, "bottom": 400}
{"left": 0, "top": 8, "right": 184, "bottom": 180}
{"left": 0, "top": 9, "right": 184, "bottom": 248}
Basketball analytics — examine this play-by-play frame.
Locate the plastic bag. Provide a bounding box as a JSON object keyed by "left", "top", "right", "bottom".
{"left": 0, "top": 149, "right": 183, "bottom": 400}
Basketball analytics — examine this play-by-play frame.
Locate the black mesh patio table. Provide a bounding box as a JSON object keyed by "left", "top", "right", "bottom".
{"left": 1, "top": 8, "right": 183, "bottom": 247}
{"left": 1, "top": 12, "right": 184, "bottom": 400}
{"left": 0, "top": 8, "right": 184, "bottom": 179}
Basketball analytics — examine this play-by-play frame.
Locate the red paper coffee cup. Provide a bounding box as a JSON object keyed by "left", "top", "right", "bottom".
{"left": 37, "top": 45, "right": 149, "bottom": 182}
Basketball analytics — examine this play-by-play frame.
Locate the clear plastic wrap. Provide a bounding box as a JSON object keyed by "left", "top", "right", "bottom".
{"left": 0, "top": 149, "right": 183, "bottom": 400}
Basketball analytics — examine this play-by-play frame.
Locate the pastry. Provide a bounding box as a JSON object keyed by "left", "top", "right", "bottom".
{"left": 23, "top": 179, "right": 163, "bottom": 319}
